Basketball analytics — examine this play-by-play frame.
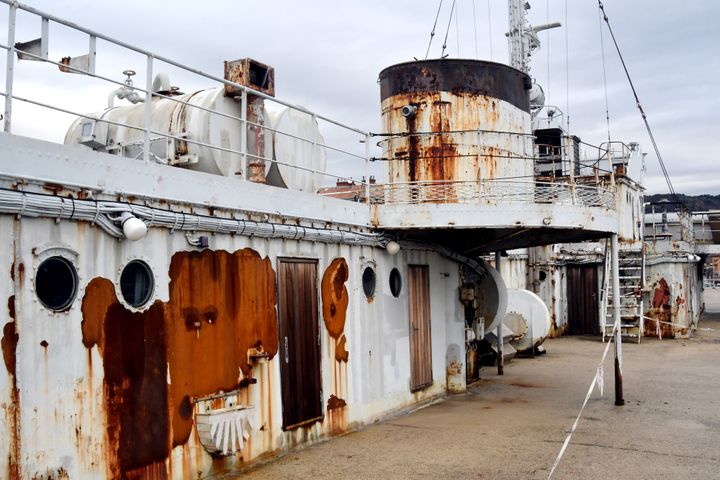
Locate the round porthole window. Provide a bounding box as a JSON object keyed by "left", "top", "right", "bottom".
{"left": 362, "top": 266, "right": 376, "bottom": 298}
{"left": 389, "top": 268, "right": 402, "bottom": 298}
{"left": 35, "top": 256, "right": 78, "bottom": 311}
{"left": 120, "top": 260, "right": 154, "bottom": 307}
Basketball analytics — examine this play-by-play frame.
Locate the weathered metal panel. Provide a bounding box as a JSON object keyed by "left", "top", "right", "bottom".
{"left": 644, "top": 254, "right": 701, "bottom": 338}
{"left": 1, "top": 213, "right": 465, "bottom": 478}
{"left": 408, "top": 265, "right": 432, "bottom": 391}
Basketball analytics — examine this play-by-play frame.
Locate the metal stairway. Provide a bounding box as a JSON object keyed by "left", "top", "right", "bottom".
{"left": 602, "top": 248, "right": 644, "bottom": 343}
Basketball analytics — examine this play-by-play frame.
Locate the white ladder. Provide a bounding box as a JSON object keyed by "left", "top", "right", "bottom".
{"left": 602, "top": 246, "right": 644, "bottom": 343}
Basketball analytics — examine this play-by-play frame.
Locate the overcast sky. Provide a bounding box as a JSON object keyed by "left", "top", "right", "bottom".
{"left": 2, "top": 0, "right": 718, "bottom": 194}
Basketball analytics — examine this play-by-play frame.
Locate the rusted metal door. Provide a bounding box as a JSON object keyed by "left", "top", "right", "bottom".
{"left": 278, "top": 259, "right": 323, "bottom": 429}
{"left": 408, "top": 265, "right": 433, "bottom": 391}
{"left": 567, "top": 264, "right": 600, "bottom": 335}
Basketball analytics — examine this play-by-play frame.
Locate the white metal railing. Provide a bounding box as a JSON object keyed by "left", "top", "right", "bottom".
{"left": 0, "top": 0, "right": 373, "bottom": 197}
{"left": 369, "top": 179, "right": 615, "bottom": 208}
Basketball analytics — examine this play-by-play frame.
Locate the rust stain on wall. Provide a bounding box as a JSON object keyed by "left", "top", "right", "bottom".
{"left": 321, "top": 258, "right": 349, "bottom": 340}
{"left": 7, "top": 295, "right": 15, "bottom": 321}
{"left": 644, "top": 278, "right": 673, "bottom": 338}
{"left": 326, "top": 394, "right": 346, "bottom": 410}
{"left": 326, "top": 394, "right": 348, "bottom": 435}
{"left": 3, "top": 295, "right": 19, "bottom": 480}
{"left": 166, "top": 249, "right": 278, "bottom": 447}
{"left": 2, "top": 321, "right": 18, "bottom": 375}
{"left": 335, "top": 334, "right": 349, "bottom": 362}
{"left": 104, "top": 301, "right": 169, "bottom": 476}
{"left": 79, "top": 248, "right": 279, "bottom": 475}
{"left": 80, "top": 278, "right": 116, "bottom": 350}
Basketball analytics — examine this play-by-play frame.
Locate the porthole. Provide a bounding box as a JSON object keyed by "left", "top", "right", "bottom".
{"left": 362, "top": 266, "right": 376, "bottom": 298}
{"left": 120, "top": 260, "right": 154, "bottom": 307}
{"left": 389, "top": 268, "right": 402, "bottom": 298}
{"left": 539, "top": 270, "right": 547, "bottom": 281}
{"left": 35, "top": 256, "right": 78, "bottom": 311}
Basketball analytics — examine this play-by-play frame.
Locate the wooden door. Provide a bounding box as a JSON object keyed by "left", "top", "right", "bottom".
{"left": 278, "top": 259, "right": 323, "bottom": 429}
{"left": 567, "top": 264, "right": 600, "bottom": 335}
{"left": 408, "top": 265, "right": 433, "bottom": 391}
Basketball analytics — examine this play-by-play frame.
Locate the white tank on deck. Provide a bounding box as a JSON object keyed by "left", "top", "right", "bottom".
{"left": 265, "top": 107, "right": 326, "bottom": 193}
{"left": 476, "top": 260, "right": 508, "bottom": 334}
{"left": 64, "top": 86, "right": 273, "bottom": 180}
{"left": 502, "top": 288, "right": 551, "bottom": 352}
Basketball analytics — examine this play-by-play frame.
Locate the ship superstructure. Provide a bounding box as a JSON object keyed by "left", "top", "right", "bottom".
{"left": 0, "top": 1, "right": 710, "bottom": 478}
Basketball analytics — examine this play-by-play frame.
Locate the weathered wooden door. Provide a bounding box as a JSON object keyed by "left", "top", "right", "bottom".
{"left": 567, "top": 264, "right": 600, "bottom": 335}
{"left": 408, "top": 265, "right": 433, "bottom": 391}
{"left": 278, "top": 259, "right": 323, "bottom": 429}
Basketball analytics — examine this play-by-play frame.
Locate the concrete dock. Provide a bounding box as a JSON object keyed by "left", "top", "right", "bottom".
{"left": 238, "top": 291, "right": 720, "bottom": 479}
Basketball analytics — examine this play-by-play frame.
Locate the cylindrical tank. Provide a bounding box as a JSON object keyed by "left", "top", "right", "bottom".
{"left": 378, "top": 59, "right": 533, "bottom": 186}
{"left": 64, "top": 87, "right": 272, "bottom": 180}
{"left": 502, "top": 288, "right": 551, "bottom": 352}
{"left": 265, "top": 107, "right": 326, "bottom": 193}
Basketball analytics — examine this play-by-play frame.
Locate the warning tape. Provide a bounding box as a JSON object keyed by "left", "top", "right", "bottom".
{"left": 547, "top": 322, "right": 617, "bottom": 479}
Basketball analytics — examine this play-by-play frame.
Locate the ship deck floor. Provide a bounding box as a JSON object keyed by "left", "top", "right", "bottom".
{"left": 238, "top": 292, "right": 720, "bottom": 480}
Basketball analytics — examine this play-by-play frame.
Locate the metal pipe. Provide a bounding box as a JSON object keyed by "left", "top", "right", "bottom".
{"left": 495, "top": 250, "right": 504, "bottom": 376}
{"left": 611, "top": 233, "right": 625, "bottom": 406}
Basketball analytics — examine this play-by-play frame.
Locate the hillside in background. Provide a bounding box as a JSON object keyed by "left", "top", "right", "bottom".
{"left": 645, "top": 194, "right": 720, "bottom": 212}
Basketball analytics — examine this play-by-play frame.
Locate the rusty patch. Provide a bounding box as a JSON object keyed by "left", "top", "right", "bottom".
{"left": 7, "top": 295, "right": 15, "bottom": 321}
{"left": 321, "top": 258, "right": 349, "bottom": 339}
{"left": 335, "top": 334, "right": 349, "bottom": 363}
{"left": 166, "top": 249, "right": 278, "bottom": 447}
{"left": 327, "top": 394, "right": 347, "bottom": 411}
{"left": 40, "top": 340, "right": 48, "bottom": 348}
{"left": 2, "top": 321, "right": 18, "bottom": 376}
{"left": 80, "top": 278, "right": 116, "bottom": 350}
{"left": 644, "top": 278, "right": 673, "bottom": 338}
{"left": 80, "top": 248, "right": 279, "bottom": 473}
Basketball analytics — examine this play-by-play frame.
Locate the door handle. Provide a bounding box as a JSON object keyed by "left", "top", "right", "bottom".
{"left": 284, "top": 336, "right": 289, "bottom": 363}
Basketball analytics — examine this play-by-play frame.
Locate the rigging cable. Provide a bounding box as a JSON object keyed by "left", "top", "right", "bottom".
{"left": 598, "top": 1, "right": 678, "bottom": 202}
{"left": 425, "top": 0, "right": 445, "bottom": 59}
{"left": 441, "top": 0, "right": 457, "bottom": 57}
{"left": 598, "top": 6, "right": 612, "bottom": 144}
{"left": 487, "top": 0, "right": 494, "bottom": 60}
{"left": 455, "top": 0, "right": 461, "bottom": 56}
{"left": 564, "top": 0, "right": 570, "bottom": 130}
{"left": 472, "top": 0, "right": 479, "bottom": 58}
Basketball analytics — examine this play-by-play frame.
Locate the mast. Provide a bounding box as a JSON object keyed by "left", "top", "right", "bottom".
{"left": 507, "top": 0, "right": 561, "bottom": 75}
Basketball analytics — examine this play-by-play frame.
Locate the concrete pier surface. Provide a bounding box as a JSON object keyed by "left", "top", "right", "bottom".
{"left": 238, "top": 291, "right": 720, "bottom": 479}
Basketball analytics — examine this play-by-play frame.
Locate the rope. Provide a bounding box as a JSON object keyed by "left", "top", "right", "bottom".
{"left": 441, "top": 0, "right": 457, "bottom": 57}
{"left": 597, "top": 1, "right": 679, "bottom": 203}
{"left": 547, "top": 321, "right": 618, "bottom": 479}
{"left": 425, "top": 0, "right": 445, "bottom": 59}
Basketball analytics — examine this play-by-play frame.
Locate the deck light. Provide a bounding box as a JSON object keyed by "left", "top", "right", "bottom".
{"left": 118, "top": 212, "right": 148, "bottom": 241}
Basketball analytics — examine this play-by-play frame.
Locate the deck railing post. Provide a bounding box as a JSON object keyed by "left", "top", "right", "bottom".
{"left": 143, "top": 54, "right": 153, "bottom": 162}
{"left": 4, "top": 1, "right": 17, "bottom": 133}
{"left": 364, "top": 133, "right": 371, "bottom": 203}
